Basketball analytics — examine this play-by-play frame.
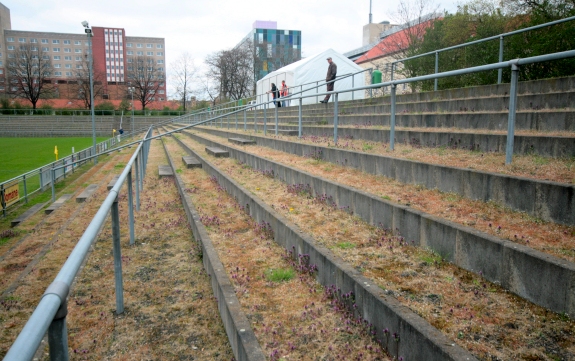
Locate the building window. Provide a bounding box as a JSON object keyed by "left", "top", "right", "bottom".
{"left": 19, "top": 38, "right": 26, "bottom": 43}
{"left": 43, "top": 55, "right": 49, "bottom": 60}
{"left": 54, "top": 71, "right": 62, "bottom": 76}
{"left": 147, "top": 51, "right": 153, "bottom": 56}
{"left": 63, "top": 40, "right": 71, "bottom": 45}
{"left": 52, "top": 39, "right": 60, "bottom": 44}
{"left": 42, "top": 39, "right": 48, "bottom": 44}
{"left": 127, "top": 51, "right": 133, "bottom": 55}
{"left": 54, "top": 56, "right": 61, "bottom": 60}
{"left": 64, "top": 48, "right": 71, "bottom": 53}
{"left": 30, "top": 38, "right": 37, "bottom": 43}
{"left": 7, "top": 53, "right": 14, "bottom": 58}
{"left": 127, "top": 58, "right": 133, "bottom": 63}
{"left": 42, "top": 47, "right": 48, "bottom": 51}
{"left": 7, "top": 45, "right": 14, "bottom": 50}
{"left": 158, "top": 67, "right": 164, "bottom": 71}
{"left": 137, "top": 51, "right": 143, "bottom": 55}
{"left": 75, "top": 40, "right": 81, "bottom": 45}
{"left": 146, "top": 44, "right": 152, "bottom": 48}
{"left": 127, "top": 43, "right": 132, "bottom": 48}
{"left": 54, "top": 64, "right": 61, "bottom": 68}
{"left": 157, "top": 44, "right": 163, "bottom": 49}
{"left": 65, "top": 56, "right": 72, "bottom": 60}
{"left": 157, "top": 52, "right": 163, "bottom": 56}
{"left": 53, "top": 48, "right": 60, "bottom": 52}
{"left": 75, "top": 49, "right": 82, "bottom": 53}
{"left": 66, "top": 71, "right": 72, "bottom": 76}
{"left": 76, "top": 64, "right": 82, "bottom": 69}
{"left": 7, "top": 37, "right": 14, "bottom": 42}
{"left": 157, "top": 60, "right": 164, "bottom": 64}
{"left": 159, "top": 90, "right": 165, "bottom": 94}
{"left": 65, "top": 64, "right": 71, "bottom": 68}
{"left": 75, "top": 56, "right": 82, "bottom": 61}
{"left": 137, "top": 44, "right": 142, "bottom": 48}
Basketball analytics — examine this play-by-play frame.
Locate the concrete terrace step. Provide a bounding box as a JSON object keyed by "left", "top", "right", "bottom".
{"left": 228, "top": 137, "right": 256, "bottom": 145}
{"left": 45, "top": 194, "right": 73, "bottom": 214}
{"left": 107, "top": 175, "right": 120, "bottom": 190}
{"left": 190, "top": 127, "right": 575, "bottom": 227}
{"left": 11, "top": 202, "right": 47, "bottom": 227}
{"left": 268, "top": 129, "right": 298, "bottom": 136}
{"left": 76, "top": 184, "right": 99, "bottom": 203}
{"left": 158, "top": 165, "right": 174, "bottom": 177}
{"left": 177, "top": 129, "right": 575, "bottom": 315}
{"left": 205, "top": 146, "right": 229, "bottom": 158}
{"left": 182, "top": 155, "right": 202, "bottom": 169}
{"left": 164, "top": 133, "right": 479, "bottom": 361}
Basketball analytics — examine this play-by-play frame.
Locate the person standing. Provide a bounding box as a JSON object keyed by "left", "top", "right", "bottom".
{"left": 267, "top": 83, "right": 281, "bottom": 107}
{"left": 280, "top": 80, "right": 289, "bottom": 107}
{"left": 320, "top": 57, "right": 337, "bottom": 103}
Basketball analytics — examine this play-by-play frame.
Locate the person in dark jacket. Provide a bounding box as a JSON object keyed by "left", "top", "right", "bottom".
{"left": 267, "top": 83, "right": 282, "bottom": 107}
{"left": 320, "top": 57, "right": 337, "bottom": 103}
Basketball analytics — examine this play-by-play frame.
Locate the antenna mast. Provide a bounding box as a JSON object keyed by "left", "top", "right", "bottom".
{"left": 369, "top": 0, "right": 373, "bottom": 23}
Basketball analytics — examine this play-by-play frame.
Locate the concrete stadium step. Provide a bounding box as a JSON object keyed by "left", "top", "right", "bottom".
{"left": 76, "top": 184, "right": 99, "bottom": 203}
{"left": 227, "top": 137, "right": 256, "bottom": 145}
{"left": 175, "top": 129, "right": 575, "bottom": 315}
{"left": 45, "top": 194, "right": 73, "bottom": 214}
{"left": 10, "top": 202, "right": 47, "bottom": 227}
{"left": 204, "top": 146, "right": 229, "bottom": 158}
{"left": 158, "top": 165, "right": 174, "bottom": 177}
{"left": 182, "top": 155, "right": 202, "bottom": 168}
{"left": 107, "top": 175, "right": 120, "bottom": 190}
{"left": 164, "top": 134, "right": 479, "bottom": 361}
{"left": 188, "top": 126, "right": 575, "bottom": 227}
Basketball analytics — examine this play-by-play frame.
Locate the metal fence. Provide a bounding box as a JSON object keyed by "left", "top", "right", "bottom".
{"left": 1, "top": 135, "right": 128, "bottom": 216}
{"left": 3, "top": 126, "right": 154, "bottom": 361}
{"left": 178, "top": 49, "right": 575, "bottom": 165}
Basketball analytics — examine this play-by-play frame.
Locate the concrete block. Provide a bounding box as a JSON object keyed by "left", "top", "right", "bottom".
{"left": 11, "top": 202, "right": 47, "bottom": 227}
{"left": 45, "top": 194, "right": 73, "bottom": 214}
{"left": 182, "top": 156, "right": 202, "bottom": 169}
{"left": 107, "top": 175, "right": 120, "bottom": 190}
{"left": 76, "top": 184, "right": 98, "bottom": 203}
{"left": 158, "top": 165, "right": 173, "bottom": 177}
{"left": 205, "top": 146, "right": 229, "bottom": 158}
{"left": 228, "top": 137, "right": 256, "bottom": 145}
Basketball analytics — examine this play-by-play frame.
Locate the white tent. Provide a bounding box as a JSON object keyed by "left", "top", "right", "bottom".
{"left": 255, "top": 48, "right": 365, "bottom": 107}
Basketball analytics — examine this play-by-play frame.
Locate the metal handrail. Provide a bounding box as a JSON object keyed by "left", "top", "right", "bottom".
{"left": 3, "top": 127, "right": 154, "bottom": 361}
{"left": 390, "top": 15, "right": 575, "bottom": 89}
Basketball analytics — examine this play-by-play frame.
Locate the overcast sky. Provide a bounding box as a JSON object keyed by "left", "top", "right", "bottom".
{"left": 3, "top": 0, "right": 459, "bottom": 98}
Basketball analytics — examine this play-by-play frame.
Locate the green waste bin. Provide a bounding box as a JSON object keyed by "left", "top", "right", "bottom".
{"left": 372, "top": 70, "right": 382, "bottom": 85}
{"left": 239, "top": 99, "right": 243, "bottom": 106}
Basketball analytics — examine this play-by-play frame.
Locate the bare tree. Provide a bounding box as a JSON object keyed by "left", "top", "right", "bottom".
{"left": 5, "top": 43, "right": 54, "bottom": 109}
{"left": 204, "top": 40, "right": 254, "bottom": 101}
{"left": 72, "top": 53, "right": 105, "bottom": 109}
{"left": 126, "top": 55, "right": 163, "bottom": 110}
{"left": 171, "top": 52, "right": 197, "bottom": 112}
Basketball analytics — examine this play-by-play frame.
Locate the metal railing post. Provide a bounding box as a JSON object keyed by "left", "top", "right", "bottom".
{"left": 135, "top": 153, "right": 140, "bottom": 211}
{"left": 333, "top": 93, "right": 339, "bottom": 145}
{"left": 352, "top": 75, "right": 355, "bottom": 100}
{"left": 498, "top": 36, "right": 504, "bottom": 84}
{"left": 390, "top": 63, "right": 395, "bottom": 81}
{"left": 316, "top": 81, "right": 319, "bottom": 103}
{"left": 23, "top": 175, "right": 28, "bottom": 204}
{"left": 275, "top": 104, "right": 278, "bottom": 136}
{"left": 434, "top": 52, "right": 439, "bottom": 91}
{"left": 298, "top": 97, "right": 303, "bottom": 138}
{"left": 39, "top": 169, "right": 43, "bottom": 190}
{"left": 1, "top": 184, "right": 5, "bottom": 218}
{"left": 111, "top": 197, "right": 124, "bottom": 314}
{"left": 244, "top": 110, "right": 247, "bottom": 131}
{"left": 254, "top": 103, "right": 257, "bottom": 132}
{"left": 390, "top": 84, "right": 397, "bottom": 151}
{"left": 127, "top": 170, "right": 135, "bottom": 245}
{"left": 264, "top": 100, "right": 268, "bottom": 135}
{"left": 506, "top": 63, "right": 519, "bottom": 164}
{"left": 235, "top": 111, "right": 238, "bottom": 130}
{"left": 51, "top": 166, "right": 56, "bottom": 202}
{"left": 46, "top": 283, "right": 69, "bottom": 361}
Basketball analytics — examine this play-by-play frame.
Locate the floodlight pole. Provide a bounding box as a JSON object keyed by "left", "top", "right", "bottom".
{"left": 128, "top": 87, "right": 134, "bottom": 137}
{"left": 83, "top": 21, "right": 97, "bottom": 164}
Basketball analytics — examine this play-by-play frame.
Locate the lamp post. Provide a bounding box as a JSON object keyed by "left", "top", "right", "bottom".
{"left": 82, "top": 20, "right": 97, "bottom": 164}
{"left": 128, "top": 86, "right": 134, "bottom": 137}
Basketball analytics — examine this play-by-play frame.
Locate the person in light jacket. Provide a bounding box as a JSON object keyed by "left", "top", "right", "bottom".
{"left": 320, "top": 57, "right": 337, "bottom": 103}
{"left": 280, "top": 80, "right": 289, "bottom": 107}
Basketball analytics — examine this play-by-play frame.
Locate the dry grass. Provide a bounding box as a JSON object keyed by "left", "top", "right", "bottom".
{"left": 187, "top": 130, "right": 575, "bottom": 264}
{"left": 175, "top": 134, "right": 575, "bottom": 361}
{"left": 164, "top": 136, "right": 392, "bottom": 360}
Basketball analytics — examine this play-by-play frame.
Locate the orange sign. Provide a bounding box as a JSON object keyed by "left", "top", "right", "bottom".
{"left": 4, "top": 182, "right": 19, "bottom": 206}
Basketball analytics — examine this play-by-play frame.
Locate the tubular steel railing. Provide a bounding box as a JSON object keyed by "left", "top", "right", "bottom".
{"left": 3, "top": 126, "right": 154, "bottom": 361}
{"left": 175, "top": 49, "right": 575, "bottom": 165}
{"left": 390, "top": 16, "right": 575, "bottom": 90}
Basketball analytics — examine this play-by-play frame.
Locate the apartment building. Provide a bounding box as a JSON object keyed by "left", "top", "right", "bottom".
{"left": 0, "top": 2, "right": 166, "bottom": 102}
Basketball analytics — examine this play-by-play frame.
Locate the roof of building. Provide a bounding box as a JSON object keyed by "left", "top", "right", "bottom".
{"left": 355, "top": 19, "right": 436, "bottom": 64}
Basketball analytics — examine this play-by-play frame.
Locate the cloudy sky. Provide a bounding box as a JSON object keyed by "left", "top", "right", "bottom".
{"left": 3, "top": 0, "right": 459, "bottom": 97}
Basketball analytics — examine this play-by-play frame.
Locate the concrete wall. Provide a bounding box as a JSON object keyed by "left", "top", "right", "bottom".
{"left": 192, "top": 126, "right": 575, "bottom": 227}
{"left": 161, "top": 139, "right": 266, "bottom": 361}
{"left": 177, "top": 129, "right": 575, "bottom": 315}
{"left": 169, "top": 134, "right": 479, "bottom": 361}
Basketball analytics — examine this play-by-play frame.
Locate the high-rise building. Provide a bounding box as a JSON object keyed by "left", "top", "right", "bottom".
{"left": 238, "top": 20, "right": 302, "bottom": 85}
{"left": 0, "top": 2, "right": 166, "bottom": 102}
